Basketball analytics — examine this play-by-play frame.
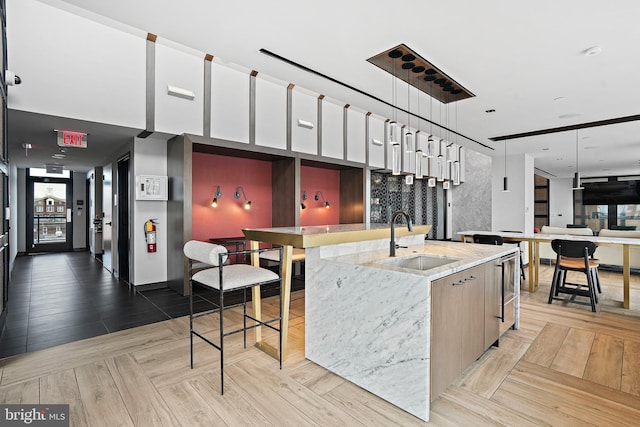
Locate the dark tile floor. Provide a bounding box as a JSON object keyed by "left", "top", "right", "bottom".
{"left": 0, "top": 251, "right": 299, "bottom": 359}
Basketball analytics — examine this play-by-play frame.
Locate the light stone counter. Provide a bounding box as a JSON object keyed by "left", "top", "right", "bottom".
{"left": 305, "top": 238, "right": 519, "bottom": 422}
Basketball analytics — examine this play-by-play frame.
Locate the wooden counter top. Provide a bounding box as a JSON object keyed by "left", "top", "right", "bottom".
{"left": 243, "top": 223, "right": 431, "bottom": 248}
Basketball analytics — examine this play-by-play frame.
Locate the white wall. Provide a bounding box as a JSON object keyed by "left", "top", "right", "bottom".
{"left": 548, "top": 178, "right": 574, "bottom": 227}
{"left": 132, "top": 136, "right": 168, "bottom": 285}
{"left": 7, "top": 0, "right": 146, "bottom": 128}
{"left": 492, "top": 153, "right": 534, "bottom": 233}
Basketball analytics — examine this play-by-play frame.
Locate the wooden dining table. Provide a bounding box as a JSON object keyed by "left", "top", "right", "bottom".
{"left": 458, "top": 230, "right": 640, "bottom": 309}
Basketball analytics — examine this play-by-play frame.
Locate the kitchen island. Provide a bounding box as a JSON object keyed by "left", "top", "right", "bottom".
{"left": 305, "top": 237, "right": 519, "bottom": 422}
{"left": 244, "top": 224, "right": 519, "bottom": 421}
{"left": 243, "top": 223, "right": 431, "bottom": 360}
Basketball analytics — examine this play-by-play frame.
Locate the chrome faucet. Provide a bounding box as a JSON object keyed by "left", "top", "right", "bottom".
{"left": 390, "top": 210, "right": 413, "bottom": 257}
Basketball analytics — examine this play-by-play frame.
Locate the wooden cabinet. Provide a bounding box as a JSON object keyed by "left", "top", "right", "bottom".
{"left": 430, "top": 264, "right": 485, "bottom": 400}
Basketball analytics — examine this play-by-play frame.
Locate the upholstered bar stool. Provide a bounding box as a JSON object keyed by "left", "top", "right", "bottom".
{"left": 548, "top": 239, "right": 600, "bottom": 312}
{"left": 184, "top": 240, "right": 283, "bottom": 394}
{"left": 260, "top": 247, "right": 306, "bottom": 277}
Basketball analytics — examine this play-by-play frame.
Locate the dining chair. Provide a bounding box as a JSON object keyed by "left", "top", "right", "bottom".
{"left": 473, "top": 234, "right": 504, "bottom": 245}
{"left": 548, "top": 239, "right": 600, "bottom": 312}
{"left": 184, "top": 240, "right": 283, "bottom": 394}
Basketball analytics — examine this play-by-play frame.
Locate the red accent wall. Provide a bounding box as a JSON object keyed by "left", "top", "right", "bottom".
{"left": 300, "top": 165, "right": 340, "bottom": 226}
{"left": 192, "top": 153, "right": 272, "bottom": 241}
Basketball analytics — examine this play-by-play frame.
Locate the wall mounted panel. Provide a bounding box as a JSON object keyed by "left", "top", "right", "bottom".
{"left": 291, "top": 87, "right": 318, "bottom": 155}
{"left": 320, "top": 98, "right": 343, "bottom": 160}
{"left": 210, "top": 62, "right": 250, "bottom": 143}
{"left": 255, "top": 75, "right": 287, "bottom": 149}
{"left": 155, "top": 42, "right": 204, "bottom": 135}
{"left": 347, "top": 108, "right": 366, "bottom": 163}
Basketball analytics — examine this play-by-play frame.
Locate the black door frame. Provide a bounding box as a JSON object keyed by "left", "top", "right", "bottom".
{"left": 26, "top": 169, "right": 73, "bottom": 253}
{"left": 117, "top": 155, "right": 130, "bottom": 283}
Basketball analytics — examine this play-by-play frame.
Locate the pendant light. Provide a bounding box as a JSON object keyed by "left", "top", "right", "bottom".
{"left": 573, "top": 130, "right": 584, "bottom": 190}
{"left": 415, "top": 89, "right": 424, "bottom": 179}
{"left": 437, "top": 139, "right": 445, "bottom": 182}
{"left": 452, "top": 104, "right": 461, "bottom": 186}
{"left": 502, "top": 139, "right": 510, "bottom": 193}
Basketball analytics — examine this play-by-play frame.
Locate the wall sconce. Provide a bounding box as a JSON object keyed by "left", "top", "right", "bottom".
{"left": 315, "top": 191, "right": 330, "bottom": 208}
{"left": 234, "top": 186, "right": 251, "bottom": 210}
{"left": 301, "top": 190, "right": 307, "bottom": 210}
{"left": 211, "top": 185, "right": 222, "bottom": 207}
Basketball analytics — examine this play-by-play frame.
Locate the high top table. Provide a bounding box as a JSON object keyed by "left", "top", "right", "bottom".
{"left": 458, "top": 230, "right": 640, "bottom": 309}
{"left": 243, "top": 223, "right": 431, "bottom": 360}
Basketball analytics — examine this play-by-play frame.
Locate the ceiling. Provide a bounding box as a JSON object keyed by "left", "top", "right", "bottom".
{"left": 8, "top": 0, "right": 640, "bottom": 178}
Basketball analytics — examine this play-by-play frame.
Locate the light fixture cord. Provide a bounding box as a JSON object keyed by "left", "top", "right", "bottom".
{"left": 407, "top": 68, "right": 410, "bottom": 130}
{"left": 429, "top": 83, "right": 433, "bottom": 135}
{"left": 575, "top": 130, "right": 579, "bottom": 172}
{"left": 504, "top": 139, "right": 507, "bottom": 176}
{"left": 392, "top": 59, "right": 397, "bottom": 122}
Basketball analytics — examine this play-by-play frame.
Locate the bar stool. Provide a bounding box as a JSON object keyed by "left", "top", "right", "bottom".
{"left": 260, "top": 247, "right": 306, "bottom": 278}
{"left": 548, "top": 239, "right": 600, "bottom": 312}
{"left": 184, "top": 240, "right": 283, "bottom": 394}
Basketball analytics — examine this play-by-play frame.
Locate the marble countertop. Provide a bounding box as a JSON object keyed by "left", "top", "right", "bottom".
{"left": 243, "top": 223, "right": 431, "bottom": 248}
{"left": 328, "top": 240, "right": 519, "bottom": 281}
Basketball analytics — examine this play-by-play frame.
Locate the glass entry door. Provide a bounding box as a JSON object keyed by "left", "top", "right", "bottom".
{"left": 27, "top": 169, "right": 73, "bottom": 253}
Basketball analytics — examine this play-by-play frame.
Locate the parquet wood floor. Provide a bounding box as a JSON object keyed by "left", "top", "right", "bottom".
{"left": 1, "top": 265, "right": 639, "bottom": 426}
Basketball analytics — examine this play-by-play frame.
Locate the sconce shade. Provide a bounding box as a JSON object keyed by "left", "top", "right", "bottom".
{"left": 211, "top": 185, "right": 222, "bottom": 207}
{"left": 234, "top": 186, "right": 251, "bottom": 210}
{"left": 314, "top": 191, "right": 330, "bottom": 208}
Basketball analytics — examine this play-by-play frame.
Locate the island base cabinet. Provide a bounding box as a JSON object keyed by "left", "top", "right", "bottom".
{"left": 430, "top": 265, "right": 485, "bottom": 401}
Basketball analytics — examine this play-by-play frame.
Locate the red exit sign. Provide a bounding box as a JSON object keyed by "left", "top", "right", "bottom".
{"left": 57, "top": 130, "right": 87, "bottom": 148}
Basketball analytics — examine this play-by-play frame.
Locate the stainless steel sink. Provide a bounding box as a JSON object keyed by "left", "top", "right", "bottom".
{"left": 375, "top": 254, "right": 460, "bottom": 270}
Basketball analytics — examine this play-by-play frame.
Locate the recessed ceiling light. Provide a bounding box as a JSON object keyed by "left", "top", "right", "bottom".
{"left": 553, "top": 97, "right": 567, "bottom": 101}
{"left": 52, "top": 154, "right": 66, "bottom": 159}
{"left": 583, "top": 46, "right": 603, "bottom": 57}
{"left": 558, "top": 113, "right": 583, "bottom": 119}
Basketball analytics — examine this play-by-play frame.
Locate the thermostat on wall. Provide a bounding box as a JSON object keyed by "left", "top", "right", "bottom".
{"left": 136, "top": 175, "right": 168, "bottom": 201}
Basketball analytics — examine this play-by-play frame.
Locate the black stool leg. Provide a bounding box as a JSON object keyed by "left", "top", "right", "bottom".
{"left": 586, "top": 268, "right": 597, "bottom": 312}
{"left": 549, "top": 264, "right": 561, "bottom": 304}
{"left": 189, "top": 277, "right": 194, "bottom": 369}
{"left": 243, "top": 287, "right": 247, "bottom": 349}
{"left": 220, "top": 283, "right": 225, "bottom": 395}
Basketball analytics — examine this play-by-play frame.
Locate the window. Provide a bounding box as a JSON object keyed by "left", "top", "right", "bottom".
{"left": 46, "top": 206, "right": 53, "bottom": 212}
{"left": 36, "top": 206, "right": 43, "bottom": 213}
{"left": 56, "top": 205, "right": 64, "bottom": 213}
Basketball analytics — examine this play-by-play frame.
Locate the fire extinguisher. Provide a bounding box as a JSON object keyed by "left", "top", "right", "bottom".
{"left": 144, "top": 219, "right": 158, "bottom": 253}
